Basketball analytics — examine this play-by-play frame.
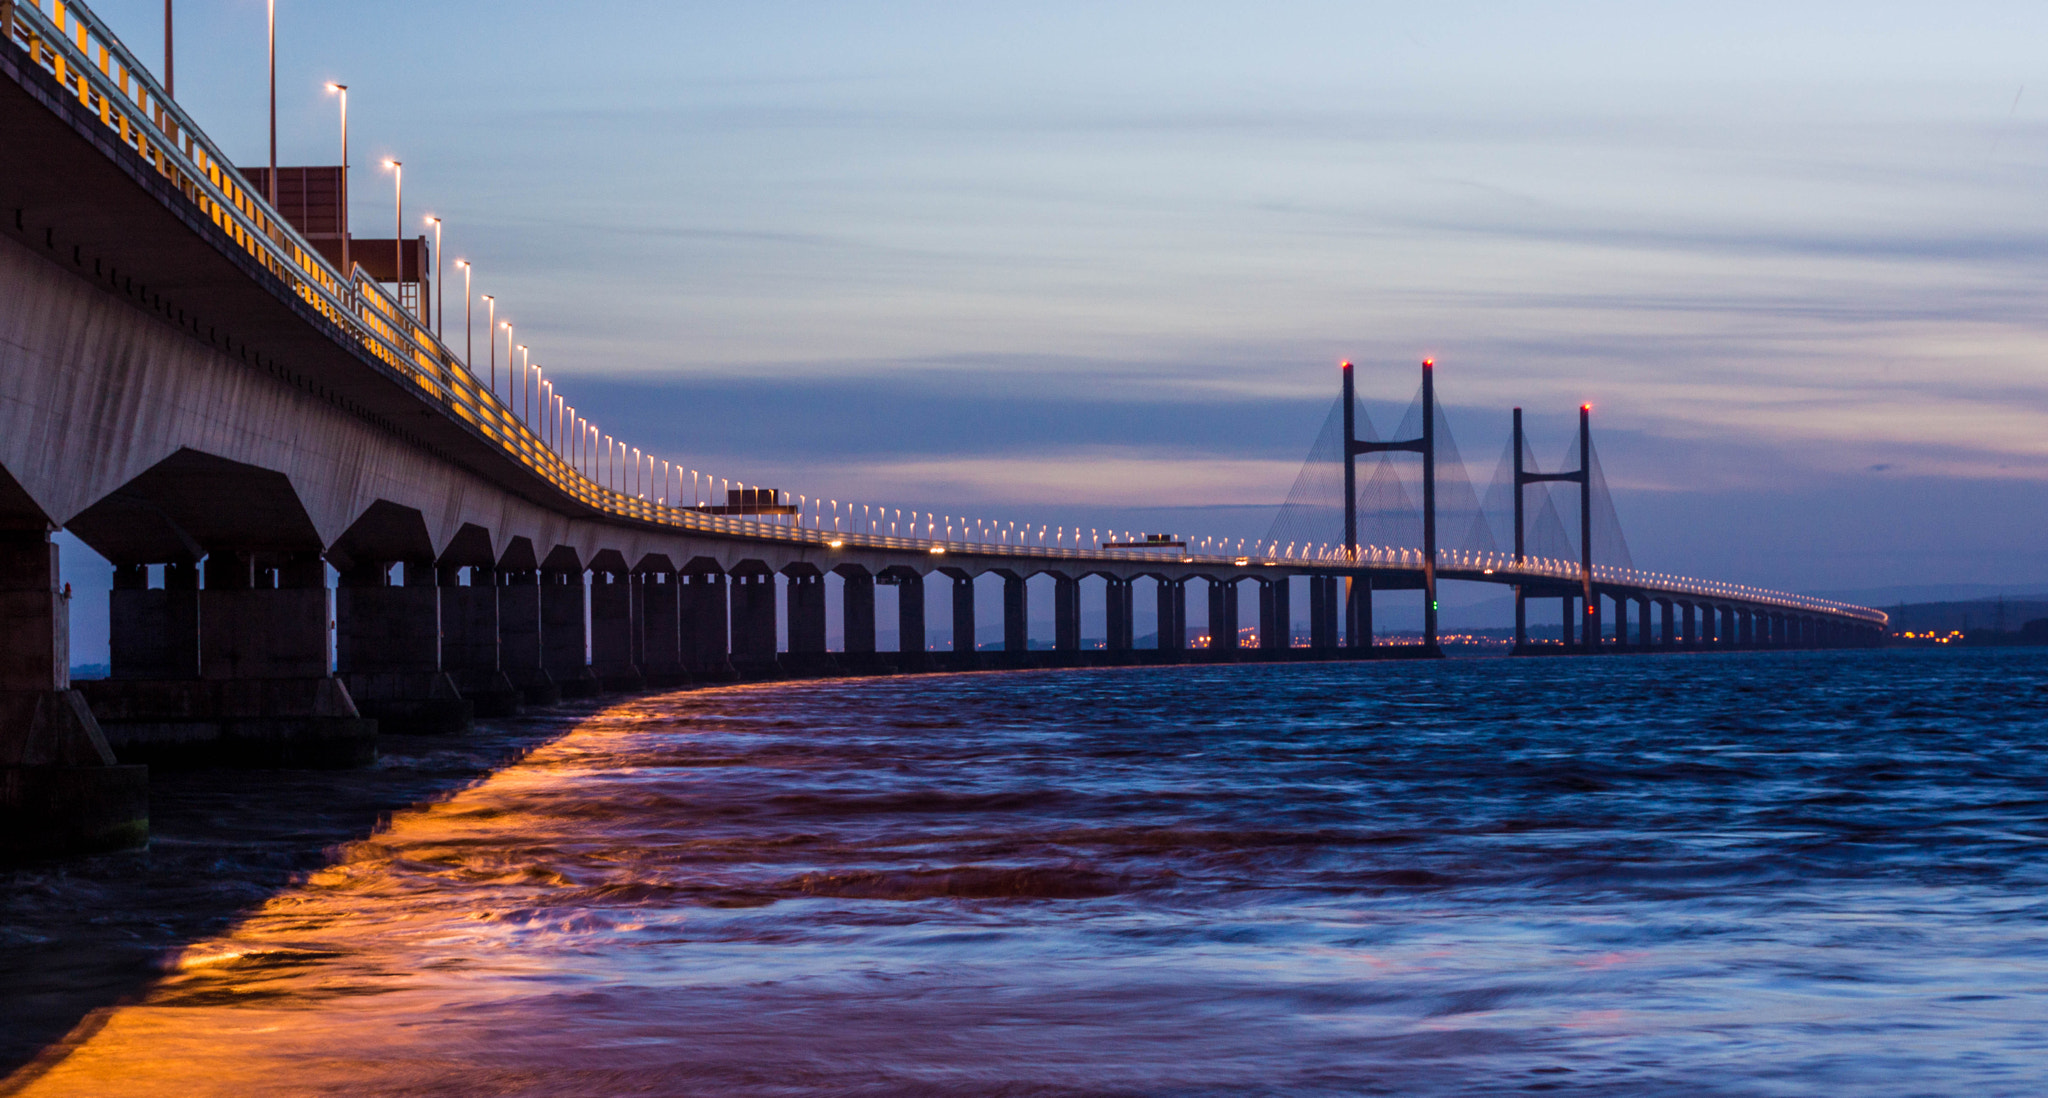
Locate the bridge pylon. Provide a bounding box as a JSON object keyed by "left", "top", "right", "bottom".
{"left": 1512, "top": 404, "right": 1599, "bottom": 654}
{"left": 1342, "top": 359, "right": 1439, "bottom": 655}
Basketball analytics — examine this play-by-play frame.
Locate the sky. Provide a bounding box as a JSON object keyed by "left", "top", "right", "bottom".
{"left": 70, "top": 0, "right": 2048, "bottom": 599}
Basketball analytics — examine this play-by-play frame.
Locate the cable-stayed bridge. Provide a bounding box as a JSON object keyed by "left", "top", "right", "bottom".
{"left": 0, "top": 0, "right": 1885, "bottom": 858}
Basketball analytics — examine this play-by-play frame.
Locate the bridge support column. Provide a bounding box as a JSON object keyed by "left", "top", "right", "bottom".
{"left": 1000, "top": 572, "right": 1027, "bottom": 654}
{"left": 1347, "top": 574, "right": 1372, "bottom": 648}
{"left": 1260, "top": 576, "right": 1290, "bottom": 653}
{"left": 86, "top": 550, "right": 373, "bottom": 768}
{"left": 337, "top": 559, "right": 471, "bottom": 735}
{"left": 837, "top": 566, "right": 878, "bottom": 669}
{"left": 0, "top": 528, "right": 146, "bottom": 858}
{"left": 1638, "top": 596, "right": 1653, "bottom": 648}
{"left": 783, "top": 566, "right": 830, "bottom": 675}
{"left": 1720, "top": 606, "right": 1738, "bottom": 649}
{"left": 440, "top": 565, "right": 519, "bottom": 716}
{"left": 1681, "top": 602, "right": 1697, "bottom": 646}
{"left": 729, "top": 566, "right": 779, "bottom": 676}
{"left": 1738, "top": 609, "right": 1755, "bottom": 648}
{"left": 110, "top": 561, "right": 198, "bottom": 680}
{"left": 1158, "top": 578, "right": 1187, "bottom": 655}
{"left": 1208, "top": 577, "right": 1239, "bottom": 659}
{"left": 947, "top": 570, "right": 977, "bottom": 666}
{"left": 1659, "top": 599, "right": 1674, "bottom": 647}
{"left": 498, "top": 569, "right": 558, "bottom": 704}
{"left": 1584, "top": 591, "right": 1601, "bottom": 653}
{"left": 591, "top": 566, "right": 644, "bottom": 691}
{"left": 679, "top": 566, "right": 734, "bottom": 679}
{"left": 882, "top": 568, "right": 925, "bottom": 668}
{"left": 1612, "top": 593, "right": 1629, "bottom": 650}
{"left": 1106, "top": 576, "right": 1133, "bottom": 654}
{"left": 1561, "top": 594, "right": 1576, "bottom": 650}
{"left": 1053, "top": 573, "right": 1081, "bottom": 654}
{"left": 542, "top": 566, "right": 597, "bottom": 697}
{"left": 1308, "top": 576, "right": 1335, "bottom": 650}
{"left": 1513, "top": 584, "right": 1527, "bottom": 651}
{"left": 636, "top": 568, "right": 685, "bottom": 687}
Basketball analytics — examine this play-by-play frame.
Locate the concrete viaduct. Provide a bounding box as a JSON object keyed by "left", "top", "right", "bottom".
{"left": 0, "top": 0, "right": 1886, "bottom": 858}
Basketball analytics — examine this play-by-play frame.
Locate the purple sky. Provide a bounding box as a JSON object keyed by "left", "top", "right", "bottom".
{"left": 67, "top": 1, "right": 2048, "bottom": 604}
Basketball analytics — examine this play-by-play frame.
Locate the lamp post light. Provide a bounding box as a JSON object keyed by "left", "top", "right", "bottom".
{"left": 382, "top": 159, "right": 404, "bottom": 313}
{"left": 455, "top": 259, "right": 471, "bottom": 366}
{"left": 424, "top": 216, "right": 442, "bottom": 337}
{"left": 326, "top": 83, "right": 348, "bottom": 277}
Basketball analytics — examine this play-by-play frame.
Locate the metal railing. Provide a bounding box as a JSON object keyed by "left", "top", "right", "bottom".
{"left": 0, "top": 0, "right": 1887, "bottom": 630}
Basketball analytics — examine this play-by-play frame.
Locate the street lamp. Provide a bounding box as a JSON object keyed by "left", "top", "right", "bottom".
{"left": 516, "top": 344, "right": 529, "bottom": 423}
{"left": 455, "top": 259, "right": 471, "bottom": 367}
{"left": 382, "top": 159, "right": 403, "bottom": 314}
{"left": 326, "top": 83, "right": 348, "bottom": 277}
{"left": 266, "top": 0, "right": 276, "bottom": 207}
{"left": 424, "top": 216, "right": 442, "bottom": 336}
{"left": 482, "top": 296, "right": 496, "bottom": 390}
{"left": 501, "top": 322, "right": 514, "bottom": 403}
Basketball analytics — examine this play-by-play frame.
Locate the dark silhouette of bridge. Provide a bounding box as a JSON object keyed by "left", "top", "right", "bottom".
{"left": 0, "top": 0, "right": 1885, "bottom": 859}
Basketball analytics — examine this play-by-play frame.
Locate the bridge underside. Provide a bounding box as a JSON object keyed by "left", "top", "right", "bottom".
{"left": 0, "top": 34, "right": 1882, "bottom": 861}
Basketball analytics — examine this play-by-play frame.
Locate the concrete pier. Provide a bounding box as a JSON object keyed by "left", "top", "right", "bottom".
{"left": 336, "top": 559, "right": 471, "bottom": 736}
{"left": 1105, "top": 576, "right": 1133, "bottom": 653}
{"left": 1000, "top": 571, "right": 1027, "bottom": 653}
{"left": 730, "top": 565, "right": 778, "bottom": 676}
{"left": 783, "top": 565, "right": 830, "bottom": 674}
{"left": 590, "top": 563, "right": 644, "bottom": 691}
{"left": 1208, "top": 577, "right": 1238, "bottom": 658}
{"left": 635, "top": 566, "right": 686, "bottom": 688}
{"left": 1054, "top": 573, "right": 1081, "bottom": 652}
{"left": 87, "top": 548, "right": 376, "bottom": 767}
{"left": 109, "top": 561, "right": 197, "bottom": 679}
{"left": 441, "top": 565, "right": 520, "bottom": 717}
{"left": 946, "top": 569, "right": 976, "bottom": 662}
{"left": 1158, "top": 578, "right": 1186, "bottom": 654}
{"left": 882, "top": 567, "right": 925, "bottom": 668}
{"left": 0, "top": 529, "right": 146, "bottom": 857}
{"left": 1260, "top": 576, "right": 1289, "bottom": 651}
{"left": 542, "top": 563, "right": 598, "bottom": 697}
{"left": 680, "top": 565, "right": 735, "bottom": 680}
{"left": 498, "top": 568, "right": 560, "bottom": 705}
{"left": 1349, "top": 575, "right": 1372, "bottom": 649}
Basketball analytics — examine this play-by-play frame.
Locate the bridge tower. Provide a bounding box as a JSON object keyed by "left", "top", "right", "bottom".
{"left": 1342, "top": 359, "right": 1438, "bottom": 653}
{"left": 1513, "top": 404, "right": 1598, "bottom": 653}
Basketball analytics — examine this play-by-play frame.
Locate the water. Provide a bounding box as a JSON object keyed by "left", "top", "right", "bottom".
{"left": 8, "top": 650, "right": 2048, "bottom": 1095}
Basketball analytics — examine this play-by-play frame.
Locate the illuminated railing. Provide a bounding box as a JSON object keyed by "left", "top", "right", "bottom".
{"left": 1, "top": 0, "right": 1886, "bottom": 631}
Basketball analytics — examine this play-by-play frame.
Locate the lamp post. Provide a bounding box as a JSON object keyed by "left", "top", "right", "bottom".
{"left": 516, "top": 344, "right": 529, "bottom": 423}
{"left": 455, "top": 259, "right": 471, "bottom": 366}
{"left": 501, "top": 322, "right": 513, "bottom": 402}
{"left": 326, "top": 83, "right": 348, "bottom": 277}
{"left": 164, "top": 0, "right": 173, "bottom": 99}
{"left": 266, "top": 0, "right": 276, "bottom": 207}
{"left": 383, "top": 159, "right": 403, "bottom": 312}
{"left": 482, "top": 296, "right": 496, "bottom": 391}
{"left": 424, "top": 216, "right": 442, "bottom": 336}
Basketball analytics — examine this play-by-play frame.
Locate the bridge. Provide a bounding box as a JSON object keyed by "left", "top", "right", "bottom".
{"left": 0, "top": 0, "right": 1886, "bottom": 859}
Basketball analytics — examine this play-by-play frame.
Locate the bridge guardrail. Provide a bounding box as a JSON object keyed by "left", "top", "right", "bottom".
{"left": 0, "top": 0, "right": 1887, "bottom": 630}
